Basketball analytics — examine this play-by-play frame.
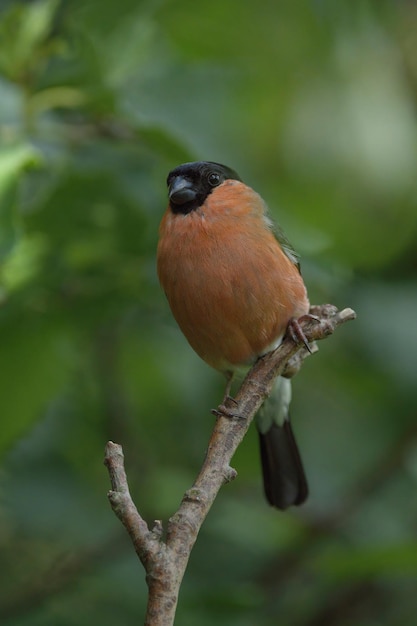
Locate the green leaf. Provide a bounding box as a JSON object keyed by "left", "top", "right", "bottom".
{"left": 0, "top": 314, "right": 73, "bottom": 456}
{"left": 0, "top": 143, "right": 41, "bottom": 258}
{"left": 0, "top": 0, "right": 60, "bottom": 82}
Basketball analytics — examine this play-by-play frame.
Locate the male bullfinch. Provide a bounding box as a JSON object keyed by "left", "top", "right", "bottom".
{"left": 157, "top": 161, "right": 310, "bottom": 510}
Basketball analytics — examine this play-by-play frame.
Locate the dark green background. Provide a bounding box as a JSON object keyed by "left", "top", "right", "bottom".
{"left": 1, "top": 1, "right": 417, "bottom": 624}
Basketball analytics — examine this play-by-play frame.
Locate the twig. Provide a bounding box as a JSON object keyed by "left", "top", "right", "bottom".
{"left": 104, "top": 304, "right": 356, "bottom": 626}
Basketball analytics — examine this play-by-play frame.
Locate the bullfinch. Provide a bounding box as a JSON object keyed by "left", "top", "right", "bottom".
{"left": 157, "top": 161, "right": 310, "bottom": 510}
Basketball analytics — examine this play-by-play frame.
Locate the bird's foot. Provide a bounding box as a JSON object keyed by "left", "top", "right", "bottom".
{"left": 286, "top": 314, "right": 320, "bottom": 354}
{"left": 211, "top": 397, "right": 242, "bottom": 419}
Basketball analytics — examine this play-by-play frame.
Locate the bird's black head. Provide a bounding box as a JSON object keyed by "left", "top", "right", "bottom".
{"left": 167, "top": 161, "right": 242, "bottom": 215}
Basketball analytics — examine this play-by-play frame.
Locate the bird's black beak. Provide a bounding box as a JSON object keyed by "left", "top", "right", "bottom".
{"left": 168, "top": 177, "right": 197, "bottom": 205}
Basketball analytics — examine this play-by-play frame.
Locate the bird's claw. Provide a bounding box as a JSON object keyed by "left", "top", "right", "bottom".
{"left": 211, "top": 403, "right": 243, "bottom": 419}
{"left": 287, "top": 314, "right": 320, "bottom": 354}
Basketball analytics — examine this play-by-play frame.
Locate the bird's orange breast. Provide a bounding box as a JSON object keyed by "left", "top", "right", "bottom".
{"left": 157, "top": 180, "right": 309, "bottom": 373}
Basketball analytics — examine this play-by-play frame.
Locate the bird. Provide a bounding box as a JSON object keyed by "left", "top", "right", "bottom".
{"left": 157, "top": 161, "right": 310, "bottom": 510}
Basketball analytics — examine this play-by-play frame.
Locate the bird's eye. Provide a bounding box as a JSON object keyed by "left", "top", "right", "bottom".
{"left": 207, "top": 172, "right": 221, "bottom": 187}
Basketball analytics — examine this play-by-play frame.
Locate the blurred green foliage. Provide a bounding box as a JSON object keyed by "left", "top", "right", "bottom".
{"left": 1, "top": 1, "right": 417, "bottom": 624}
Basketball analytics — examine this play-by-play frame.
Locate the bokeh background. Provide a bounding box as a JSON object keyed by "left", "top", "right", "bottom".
{"left": 1, "top": 1, "right": 417, "bottom": 624}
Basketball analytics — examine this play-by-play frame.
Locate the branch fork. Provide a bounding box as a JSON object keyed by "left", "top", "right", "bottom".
{"left": 104, "top": 304, "right": 356, "bottom": 626}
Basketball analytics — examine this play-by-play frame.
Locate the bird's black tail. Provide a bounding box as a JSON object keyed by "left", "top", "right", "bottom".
{"left": 256, "top": 375, "right": 308, "bottom": 510}
{"left": 258, "top": 419, "right": 308, "bottom": 510}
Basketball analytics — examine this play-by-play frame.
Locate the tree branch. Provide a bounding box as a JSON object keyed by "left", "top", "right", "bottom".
{"left": 104, "top": 303, "right": 356, "bottom": 626}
